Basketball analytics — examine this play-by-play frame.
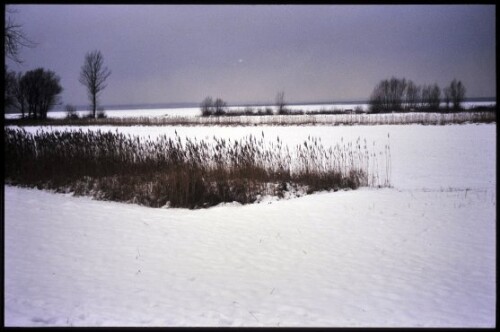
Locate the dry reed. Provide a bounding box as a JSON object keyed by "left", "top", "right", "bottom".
{"left": 5, "top": 128, "right": 390, "bottom": 208}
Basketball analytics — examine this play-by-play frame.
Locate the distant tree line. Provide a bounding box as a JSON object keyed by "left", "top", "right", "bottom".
{"left": 200, "top": 81, "right": 470, "bottom": 117}
{"left": 200, "top": 96, "right": 229, "bottom": 116}
{"left": 200, "top": 92, "right": 291, "bottom": 117}
{"left": 369, "top": 77, "right": 466, "bottom": 113}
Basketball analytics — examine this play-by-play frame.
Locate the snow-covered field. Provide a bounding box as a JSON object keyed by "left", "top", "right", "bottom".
{"left": 4, "top": 123, "right": 496, "bottom": 327}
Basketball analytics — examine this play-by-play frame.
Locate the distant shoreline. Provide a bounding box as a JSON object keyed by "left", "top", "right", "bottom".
{"left": 47, "top": 97, "right": 500, "bottom": 113}
{"left": 95, "top": 97, "right": 498, "bottom": 111}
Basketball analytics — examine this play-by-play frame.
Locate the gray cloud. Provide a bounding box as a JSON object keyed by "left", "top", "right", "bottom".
{"left": 6, "top": 4, "right": 496, "bottom": 106}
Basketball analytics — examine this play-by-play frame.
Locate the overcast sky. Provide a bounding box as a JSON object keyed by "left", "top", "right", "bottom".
{"left": 5, "top": 4, "right": 496, "bottom": 106}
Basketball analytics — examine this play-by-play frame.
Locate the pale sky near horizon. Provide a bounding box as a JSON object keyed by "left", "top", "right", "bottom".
{"left": 5, "top": 4, "right": 496, "bottom": 106}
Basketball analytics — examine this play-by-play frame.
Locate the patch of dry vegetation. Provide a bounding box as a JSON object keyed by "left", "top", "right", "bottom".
{"left": 5, "top": 109, "right": 495, "bottom": 127}
{"left": 5, "top": 129, "right": 389, "bottom": 208}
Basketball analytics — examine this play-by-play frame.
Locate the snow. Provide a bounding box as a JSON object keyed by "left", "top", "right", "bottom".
{"left": 4, "top": 123, "right": 496, "bottom": 327}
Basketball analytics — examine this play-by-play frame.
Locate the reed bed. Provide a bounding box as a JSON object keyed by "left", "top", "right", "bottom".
{"left": 5, "top": 128, "right": 390, "bottom": 209}
{"left": 4, "top": 111, "right": 495, "bottom": 127}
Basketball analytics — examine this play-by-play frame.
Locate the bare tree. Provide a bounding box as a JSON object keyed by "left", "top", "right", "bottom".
{"left": 369, "top": 77, "right": 406, "bottom": 112}
{"left": 404, "top": 80, "right": 420, "bottom": 111}
{"left": 449, "top": 79, "right": 466, "bottom": 110}
{"left": 9, "top": 71, "right": 28, "bottom": 118}
{"left": 420, "top": 84, "right": 440, "bottom": 110}
{"left": 420, "top": 84, "right": 431, "bottom": 109}
{"left": 429, "top": 84, "right": 441, "bottom": 110}
{"left": 275, "top": 91, "right": 287, "bottom": 114}
{"left": 368, "top": 81, "right": 386, "bottom": 113}
{"left": 65, "top": 104, "right": 79, "bottom": 119}
{"left": 21, "top": 68, "right": 62, "bottom": 120}
{"left": 4, "top": 69, "right": 16, "bottom": 111}
{"left": 388, "top": 77, "right": 407, "bottom": 112}
{"left": 79, "top": 50, "right": 111, "bottom": 118}
{"left": 5, "top": 9, "right": 35, "bottom": 115}
{"left": 443, "top": 87, "right": 451, "bottom": 110}
{"left": 200, "top": 96, "right": 214, "bottom": 116}
{"left": 5, "top": 8, "right": 36, "bottom": 64}
{"left": 213, "top": 98, "right": 228, "bottom": 116}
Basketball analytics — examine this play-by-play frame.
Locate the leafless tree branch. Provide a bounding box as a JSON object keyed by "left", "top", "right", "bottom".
{"left": 5, "top": 8, "right": 37, "bottom": 64}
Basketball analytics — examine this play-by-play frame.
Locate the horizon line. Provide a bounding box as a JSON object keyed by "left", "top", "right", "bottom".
{"left": 77, "top": 96, "right": 496, "bottom": 111}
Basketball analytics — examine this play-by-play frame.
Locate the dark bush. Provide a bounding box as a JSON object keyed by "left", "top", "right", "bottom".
{"left": 96, "top": 108, "right": 107, "bottom": 118}
{"left": 200, "top": 96, "right": 214, "bottom": 116}
{"left": 214, "top": 98, "right": 227, "bottom": 116}
{"left": 65, "top": 104, "right": 79, "bottom": 119}
{"left": 244, "top": 107, "right": 255, "bottom": 115}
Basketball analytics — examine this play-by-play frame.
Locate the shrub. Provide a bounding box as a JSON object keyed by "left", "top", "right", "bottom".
{"left": 213, "top": 98, "right": 227, "bottom": 116}
{"left": 369, "top": 77, "right": 407, "bottom": 113}
{"left": 65, "top": 104, "right": 79, "bottom": 119}
{"left": 276, "top": 91, "right": 287, "bottom": 114}
{"left": 354, "top": 106, "right": 366, "bottom": 114}
{"left": 18, "top": 68, "right": 63, "bottom": 120}
{"left": 306, "top": 108, "right": 344, "bottom": 115}
{"left": 200, "top": 96, "right": 214, "bottom": 116}
{"left": 448, "top": 79, "right": 466, "bottom": 111}
{"left": 244, "top": 107, "right": 255, "bottom": 115}
{"left": 96, "top": 107, "right": 107, "bottom": 118}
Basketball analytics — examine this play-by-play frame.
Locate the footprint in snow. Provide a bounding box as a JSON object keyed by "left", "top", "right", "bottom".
{"left": 31, "top": 317, "right": 57, "bottom": 324}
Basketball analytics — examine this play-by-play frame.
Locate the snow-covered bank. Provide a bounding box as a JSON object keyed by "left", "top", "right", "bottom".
{"left": 4, "top": 185, "right": 495, "bottom": 327}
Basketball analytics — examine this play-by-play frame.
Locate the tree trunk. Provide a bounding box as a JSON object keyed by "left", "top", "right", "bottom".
{"left": 93, "top": 93, "right": 96, "bottom": 119}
